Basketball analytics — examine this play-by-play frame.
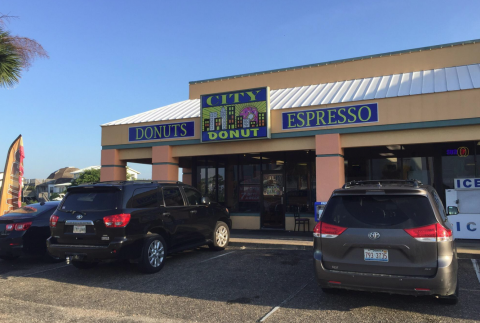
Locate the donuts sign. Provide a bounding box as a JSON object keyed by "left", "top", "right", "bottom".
{"left": 200, "top": 87, "right": 271, "bottom": 143}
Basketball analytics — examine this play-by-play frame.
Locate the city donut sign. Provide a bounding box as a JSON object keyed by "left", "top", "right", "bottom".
{"left": 200, "top": 87, "right": 271, "bottom": 143}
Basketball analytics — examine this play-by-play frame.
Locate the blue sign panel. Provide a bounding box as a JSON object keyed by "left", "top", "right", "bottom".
{"left": 282, "top": 103, "right": 379, "bottom": 130}
{"left": 201, "top": 87, "right": 271, "bottom": 143}
{"left": 129, "top": 121, "right": 195, "bottom": 142}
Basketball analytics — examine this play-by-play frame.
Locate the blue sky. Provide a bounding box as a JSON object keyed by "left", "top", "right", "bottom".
{"left": 1, "top": 0, "right": 479, "bottom": 179}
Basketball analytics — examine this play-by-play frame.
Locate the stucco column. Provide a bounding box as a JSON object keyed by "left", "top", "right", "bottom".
{"left": 100, "top": 149, "right": 127, "bottom": 182}
{"left": 152, "top": 146, "right": 179, "bottom": 181}
{"left": 182, "top": 168, "right": 192, "bottom": 185}
{"left": 315, "top": 134, "right": 345, "bottom": 202}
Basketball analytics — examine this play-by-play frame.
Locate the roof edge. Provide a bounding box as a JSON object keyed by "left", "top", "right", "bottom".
{"left": 189, "top": 38, "right": 480, "bottom": 85}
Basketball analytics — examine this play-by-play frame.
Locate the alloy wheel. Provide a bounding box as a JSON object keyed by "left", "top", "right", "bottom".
{"left": 148, "top": 240, "right": 164, "bottom": 267}
{"left": 216, "top": 226, "right": 228, "bottom": 247}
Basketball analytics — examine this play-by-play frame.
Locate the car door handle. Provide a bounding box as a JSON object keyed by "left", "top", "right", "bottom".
{"left": 190, "top": 210, "right": 197, "bottom": 215}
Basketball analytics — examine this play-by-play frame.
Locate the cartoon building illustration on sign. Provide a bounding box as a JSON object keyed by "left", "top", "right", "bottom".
{"left": 203, "top": 106, "right": 267, "bottom": 132}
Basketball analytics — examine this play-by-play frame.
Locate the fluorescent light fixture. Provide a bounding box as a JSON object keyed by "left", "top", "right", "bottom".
{"left": 386, "top": 145, "right": 402, "bottom": 150}
{"left": 379, "top": 153, "right": 395, "bottom": 157}
{"left": 252, "top": 156, "right": 269, "bottom": 160}
{"left": 387, "top": 158, "right": 398, "bottom": 162}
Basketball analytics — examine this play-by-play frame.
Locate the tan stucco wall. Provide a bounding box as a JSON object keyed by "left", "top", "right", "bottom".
{"left": 171, "top": 137, "right": 315, "bottom": 157}
{"left": 341, "top": 124, "right": 480, "bottom": 148}
{"left": 102, "top": 88, "right": 480, "bottom": 152}
{"left": 231, "top": 216, "right": 260, "bottom": 230}
{"left": 101, "top": 117, "right": 201, "bottom": 147}
{"left": 189, "top": 42, "right": 480, "bottom": 99}
{"left": 271, "top": 89, "right": 480, "bottom": 134}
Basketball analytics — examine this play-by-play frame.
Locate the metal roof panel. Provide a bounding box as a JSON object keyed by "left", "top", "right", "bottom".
{"left": 103, "top": 63, "right": 480, "bottom": 126}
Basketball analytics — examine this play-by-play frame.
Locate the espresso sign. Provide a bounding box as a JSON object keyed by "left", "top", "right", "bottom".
{"left": 200, "top": 87, "right": 271, "bottom": 143}
{"left": 282, "top": 103, "right": 379, "bottom": 130}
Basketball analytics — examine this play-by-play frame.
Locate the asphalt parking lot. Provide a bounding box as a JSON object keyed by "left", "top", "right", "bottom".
{"left": 0, "top": 247, "right": 479, "bottom": 323}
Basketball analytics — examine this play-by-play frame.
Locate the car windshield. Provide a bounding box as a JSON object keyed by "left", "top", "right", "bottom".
{"left": 5, "top": 204, "right": 57, "bottom": 217}
{"left": 61, "top": 191, "right": 118, "bottom": 211}
{"left": 321, "top": 194, "right": 437, "bottom": 229}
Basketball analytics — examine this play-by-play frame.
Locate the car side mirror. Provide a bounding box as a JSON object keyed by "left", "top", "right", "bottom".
{"left": 447, "top": 206, "right": 459, "bottom": 216}
{"left": 201, "top": 197, "right": 211, "bottom": 206}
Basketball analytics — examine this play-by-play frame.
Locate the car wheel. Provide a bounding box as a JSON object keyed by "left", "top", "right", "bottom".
{"left": 209, "top": 221, "right": 230, "bottom": 251}
{"left": 0, "top": 255, "right": 19, "bottom": 261}
{"left": 438, "top": 283, "right": 459, "bottom": 305}
{"left": 137, "top": 235, "right": 167, "bottom": 274}
{"left": 71, "top": 261, "right": 99, "bottom": 270}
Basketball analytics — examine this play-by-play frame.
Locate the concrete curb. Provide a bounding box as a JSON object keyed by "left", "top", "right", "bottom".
{"left": 229, "top": 238, "right": 313, "bottom": 250}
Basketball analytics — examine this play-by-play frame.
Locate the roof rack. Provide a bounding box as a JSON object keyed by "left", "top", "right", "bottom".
{"left": 343, "top": 179, "right": 422, "bottom": 189}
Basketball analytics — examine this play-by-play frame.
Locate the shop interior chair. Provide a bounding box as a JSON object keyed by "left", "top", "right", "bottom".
{"left": 293, "top": 206, "right": 309, "bottom": 232}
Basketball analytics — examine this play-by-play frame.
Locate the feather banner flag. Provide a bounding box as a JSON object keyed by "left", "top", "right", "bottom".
{"left": 0, "top": 135, "right": 24, "bottom": 215}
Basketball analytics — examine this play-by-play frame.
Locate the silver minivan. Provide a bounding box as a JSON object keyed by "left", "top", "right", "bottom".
{"left": 314, "top": 180, "right": 459, "bottom": 304}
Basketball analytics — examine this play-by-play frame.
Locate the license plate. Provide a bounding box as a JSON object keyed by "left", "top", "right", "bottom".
{"left": 73, "top": 225, "right": 86, "bottom": 234}
{"left": 364, "top": 249, "right": 388, "bottom": 262}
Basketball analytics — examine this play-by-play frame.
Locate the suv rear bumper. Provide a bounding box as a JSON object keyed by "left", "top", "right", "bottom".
{"left": 314, "top": 251, "right": 457, "bottom": 296}
{"left": 47, "top": 237, "right": 141, "bottom": 262}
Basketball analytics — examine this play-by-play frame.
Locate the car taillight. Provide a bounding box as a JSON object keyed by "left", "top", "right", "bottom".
{"left": 404, "top": 223, "right": 452, "bottom": 242}
{"left": 313, "top": 221, "right": 347, "bottom": 238}
{"left": 6, "top": 224, "right": 14, "bottom": 231}
{"left": 50, "top": 214, "right": 59, "bottom": 228}
{"left": 436, "top": 223, "right": 453, "bottom": 242}
{"left": 103, "top": 214, "right": 131, "bottom": 228}
{"left": 313, "top": 222, "right": 321, "bottom": 238}
{"left": 15, "top": 222, "right": 32, "bottom": 231}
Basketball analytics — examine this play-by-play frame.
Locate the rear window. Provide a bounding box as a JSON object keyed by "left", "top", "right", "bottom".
{"left": 5, "top": 204, "right": 56, "bottom": 217}
{"left": 61, "top": 191, "right": 118, "bottom": 211}
{"left": 321, "top": 195, "right": 437, "bottom": 229}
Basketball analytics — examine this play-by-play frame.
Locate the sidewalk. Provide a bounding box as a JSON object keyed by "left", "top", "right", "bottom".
{"left": 230, "top": 229, "right": 313, "bottom": 250}
{"left": 230, "top": 230, "right": 480, "bottom": 256}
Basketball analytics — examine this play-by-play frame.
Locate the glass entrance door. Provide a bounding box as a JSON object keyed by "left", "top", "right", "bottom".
{"left": 262, "top": 172, "right": 285, "bottom": 229}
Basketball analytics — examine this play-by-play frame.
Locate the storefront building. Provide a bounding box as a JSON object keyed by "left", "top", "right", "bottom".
{"left": 100, "top": 39, "right": 480, "bottom": 231}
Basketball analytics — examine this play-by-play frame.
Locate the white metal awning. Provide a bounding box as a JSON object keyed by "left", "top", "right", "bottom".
{"left": 102, "top": 63, "right": 480, "bottom": 126}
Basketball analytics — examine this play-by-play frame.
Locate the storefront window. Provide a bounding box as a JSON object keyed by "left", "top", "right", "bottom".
{"left": 345, "top": 141, "right": 479, "bottom": 203}
{"left": 218, "top": 160, "right": 225, "bottom": 203}
{"left": 285, "top": 150, "right": 311, "bottom": 213}
{"left": 441, "top": 142, "right": 476, "bottom": 190}
{"left": 194, "top": 150, "right": 315, "bottom": 215}
{"left": 477, "top": 142, "right": 480, "bottom": 177}
{"left": 238, "top": 154, "right": 261, "bottom": 213}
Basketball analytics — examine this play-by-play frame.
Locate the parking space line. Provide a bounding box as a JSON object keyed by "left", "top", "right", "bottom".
{"left": 199, "top": 251, "right": 235, "bottom": 263}
{"left": 18, "top": 264, "right": 70, "bottom": 278}
{"left": 472, "top": 259, "right": 480, "bottom": 284}
{"left": 258, "top": 278, "right": 313, "bottom": 322}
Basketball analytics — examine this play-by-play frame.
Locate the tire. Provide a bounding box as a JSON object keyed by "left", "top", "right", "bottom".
{"left": 438, "top": 283, "right": 459, "bottom": 305}
{"left": 0, "top": 255, "right": 20, "bottom": 261}
{"left": 71, "top": 261, "right": 99, "bottom": 270}
{"left": 137, "top": 235, "right": 167, "bottom": 274}
{"left": 209, "top": 221, "right": 230, "bottom": 251}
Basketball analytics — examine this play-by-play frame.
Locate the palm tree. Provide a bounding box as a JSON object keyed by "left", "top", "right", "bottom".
{"left": 0, "top": 28, "right": 22, "bottom": 88}
{"left": 0, "top": 14, "right": 48, "bottom": 88}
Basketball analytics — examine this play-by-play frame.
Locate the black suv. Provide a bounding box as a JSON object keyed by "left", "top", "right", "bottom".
{"left": 314, "top": 180, "right": 459, "bottom": 304}
{"left": 47, "top": 181, "right": 231, "bottom": 273}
